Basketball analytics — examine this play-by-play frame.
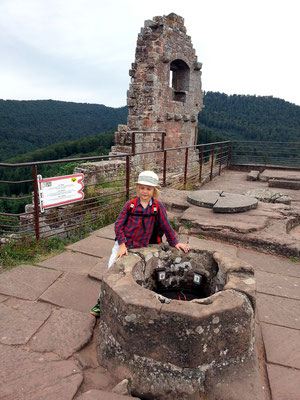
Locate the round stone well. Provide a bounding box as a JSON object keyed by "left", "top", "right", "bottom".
{"left": 98, "top": 244, "right": 256, "bottom": 399}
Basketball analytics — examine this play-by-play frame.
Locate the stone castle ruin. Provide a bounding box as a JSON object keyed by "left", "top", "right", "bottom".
{"left": 110, "top": 13, "right": 203, "bottom": 169}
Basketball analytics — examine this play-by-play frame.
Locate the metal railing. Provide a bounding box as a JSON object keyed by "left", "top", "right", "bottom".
{"left": 231, "top": 141, "right": 300, "bottom": 168}
{"left": 0, "top": 141, "right": 230, "bottom": 241}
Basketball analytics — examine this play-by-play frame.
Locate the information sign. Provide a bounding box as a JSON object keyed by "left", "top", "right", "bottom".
{"left": 38, "top": 173, "right": 84, "bottom": 212}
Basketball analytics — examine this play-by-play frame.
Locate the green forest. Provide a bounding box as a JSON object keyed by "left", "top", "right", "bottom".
{"left": 197, "top": 92, "right": 300, "bottom": 143}
{"left": 1, "top": 93, "right": 299, "bottom": 164}
{"left": 1, "top": 92, "right": 300, "bottom": 214}
{"left": 0, "top": 99, "right": 127, "bottom": 162}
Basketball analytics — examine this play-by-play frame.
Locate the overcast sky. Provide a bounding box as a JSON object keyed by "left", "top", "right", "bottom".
{"left": 0, "top": 0, "right": 299, "bottom": 107}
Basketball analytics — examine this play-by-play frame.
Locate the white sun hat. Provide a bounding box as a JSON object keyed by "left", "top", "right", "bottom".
{"left": 136, "top": 171, "right": 160, "bottom": 187}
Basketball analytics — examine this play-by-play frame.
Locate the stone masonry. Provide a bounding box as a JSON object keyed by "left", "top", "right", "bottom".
{"left": 110, "top": 13, "right": 203, "bottom": 170}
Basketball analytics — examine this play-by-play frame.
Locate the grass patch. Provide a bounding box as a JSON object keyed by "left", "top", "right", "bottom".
{"left": 0, "top": 236, "right": 68, "bottom": 271}
{"left": 0, "top": 203, "right": 122, "bottom": 271}
{"left": 169, "top": 218, "right": 178, "bottom": 231}
{"left": 198, "top": 235, "right": 205, "bottom": 240}
{"left": 290, "top": 257, "right": 299, "bottom": 263}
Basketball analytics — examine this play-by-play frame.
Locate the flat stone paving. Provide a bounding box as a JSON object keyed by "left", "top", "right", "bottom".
{"left": 0, "top": 170, "right": 299, "bottom": 399}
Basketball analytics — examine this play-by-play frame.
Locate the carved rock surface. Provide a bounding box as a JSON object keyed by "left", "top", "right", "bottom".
{"left": 30, "top": 308, "right": 95, "bottom": 359}
{"left": 0, "top": 344, "right": 82, "bottom": 400}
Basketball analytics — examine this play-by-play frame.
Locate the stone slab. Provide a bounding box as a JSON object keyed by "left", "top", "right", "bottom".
{"left": 67, "top": 236, "right": 114, "bottom": 258}
{"left": 247, "top": 170, "right": 260, "bottom": 181}
{"left": 0, "top": 300, "right": 52, "bottom": 345}
{"left": 38, "top": 250, "right": 100, "bottom": 275}
{"left": 255, "top": 270, "right": 300, "bottom": 300}
{"left": 30, "top": 308, "right": 95, "bottom": 359}
{"left": 181, "top": 205, "right": 268, "bottom": 233}
{"left": 237, "top": 248, "right": 300, "bottom": 278}
{"left": 77, "top": 389, "right": 139, "bottom": 400}
{"left": 0, "top": 344, "right": 82, "bottom": 400}
{"left": 269, "top": 179, "right": 300, "bottom": 190}
{"left": 88, "top": 258, "right": 109, "bottom": 281}
{"left": 260, "top": 169, "right": 300, "bottom": 182}
{"left": 257, "top": 293, "right": 300, "bottom": 329}
{"left": 93, "top": 223, "right": 116, "bottom": 240}
{"left": 213, "top": 192, "right": 258, "bottom": 213}
{"left": 39, "top": 272, "right": 100, "bottom": 313}
{"left": 0, "top": 265, "right": 62, "bottom": 300}
{"left": 187, "top": 190, "right": 220, "bottom": 208}
{"left": 267, "top": 364, "right": 300, "bottom": 400}
{"left": 188, "top": 236, "right": 238, "bottom": 257}
{"left": 261, "top": 323, "right": 300, "bottom": 369}
{"left": 159, "top": 188, "right": 191, "bottom": 210}
{"left": 0, "top": 294, "right": 7, "bottom": 302}
{"left": 79, "top": 368, "right": 117, "bottom": 393}
{"left": 187, "top": 190, "right": 258, "bottom": 213}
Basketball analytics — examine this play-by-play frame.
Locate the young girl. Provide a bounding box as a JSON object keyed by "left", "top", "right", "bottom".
{"left": 90, "top": 170, "right": 189, "bottom": 316}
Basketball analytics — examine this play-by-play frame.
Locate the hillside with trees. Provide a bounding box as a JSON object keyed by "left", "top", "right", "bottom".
{"left": 0, "top": 99, "right": 127, "bottom": 162}
{"left": 1, "top": 93, "right": 299, "bottom": 214}
{"left": 197, "top": 92, "right": 300, "bottom": 143}
{"left": 1, "top": 94, "right": 299, "bottom": 164}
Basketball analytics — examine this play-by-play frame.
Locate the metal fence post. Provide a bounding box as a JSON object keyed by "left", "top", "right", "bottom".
{"left": 161, "top": 132, "right": 166, "bottom": 151}
{"left": 219, "top": 143, "right": 223, "bottom": 175}
{"left": 210, "top": 144, "right": 215, "bottom": 181}
{"left": 131, "top": 132, "right": 136, "bottom": 155}
{"left": 163, "top": 150, "right": 167, "bottom": 187}
{"left": 32, "top": 165, "right": 40, "bottom": 241}
{"left": 184, "top": 148, "right": 189, "bottom": 189}
{"left": 126, "top": 155, "right": 130, "bottom": 201}
{"left": 199, "top": 145, "right": 203, "bottom": 182}
{"left": 226, "top": 142, "right": 231, "bottom": 168}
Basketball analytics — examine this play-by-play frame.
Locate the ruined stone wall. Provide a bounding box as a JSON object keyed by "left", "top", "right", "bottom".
{"left": 111, "top": 13, "right": 203, "bottom": 169}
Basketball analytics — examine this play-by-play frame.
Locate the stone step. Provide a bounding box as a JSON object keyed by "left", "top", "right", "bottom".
{"left": 268, "top": 179, "right": 300, "bottom": 190}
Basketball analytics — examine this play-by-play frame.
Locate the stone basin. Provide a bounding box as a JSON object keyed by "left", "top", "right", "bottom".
{"left": 98, "top": 244, "right": 256, "bottom": 399}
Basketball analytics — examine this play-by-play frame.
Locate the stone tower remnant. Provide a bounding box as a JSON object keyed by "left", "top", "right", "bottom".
{"left": 110, "top": 13, "right": 203, "bottom": 169}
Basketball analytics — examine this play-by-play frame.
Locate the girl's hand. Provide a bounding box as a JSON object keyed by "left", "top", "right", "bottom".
{"left": 116, "top": 243, "right": 128, "bottom": 259}
{"left": 175, "top": 243, "right": 189, "bottom": 253}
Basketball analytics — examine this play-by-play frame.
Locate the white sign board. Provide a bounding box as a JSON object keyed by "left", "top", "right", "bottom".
{"left": 38, "top": 173, "right": 84, "bottom": 212}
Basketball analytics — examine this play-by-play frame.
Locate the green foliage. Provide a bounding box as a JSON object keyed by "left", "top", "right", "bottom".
{"left": 0, "top": 130, "right": 115, "bottom": 206}
{"left": 0, "top": 201, "right": 123, "bottom": 269}
{"left": 198, "top": 92, "right": 300, "bottom": 143}
{"left": 0, "top": 236, "right": 68, "bottom": 270}
{"left": 198, "top": 235, "right": 205, "bottom": 240}
{"left": 0, "top": 99, "right": 127, "bottom": 162}
{"left": 169, "top": 218, "right": 178, "bottom": 231}
{"left": 290, "top": 257, "right": 299, "bottom": 263}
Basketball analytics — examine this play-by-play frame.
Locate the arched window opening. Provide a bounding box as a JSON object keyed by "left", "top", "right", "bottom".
{"left": 170, "top": 59, "right": 190, "bottom": 103}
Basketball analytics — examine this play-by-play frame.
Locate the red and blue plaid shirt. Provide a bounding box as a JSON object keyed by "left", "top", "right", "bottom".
{"left": 115, "top": 197, "right": 178, "bottom": 248}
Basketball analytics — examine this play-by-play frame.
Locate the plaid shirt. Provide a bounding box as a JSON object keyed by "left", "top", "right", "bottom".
{"left": 115, "top": 197, "right": 178, "bottom": 248}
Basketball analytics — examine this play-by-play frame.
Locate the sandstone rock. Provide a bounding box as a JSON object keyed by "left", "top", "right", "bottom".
{"left": 247, "top": 170, "right": 260, "bottom": 181}
{"left": 39, "top": 272, "right": 100, "bottom": 313}
{"left": 0, "top": 264, "right": 62, "bottom": 300}
{"left": 0, "top": 344, "right": 82, "bottom": 400}
{"left": 112, "top": 379, "right": 131, "bottom": 395}
{"left": 77, "top": 390, "right": 139, "bottom": 400}
{"left": 30, "top": 308, "right": 95, "bottom": 359}
{"left": 0, "top": 301, "right": 52, "bottom": 345}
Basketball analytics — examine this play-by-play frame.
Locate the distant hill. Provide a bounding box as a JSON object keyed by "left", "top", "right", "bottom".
{"left": 1, "top": 93, "right": 299, "bottom": 163}
{"left": 0, "top": 99, "right": 127, "bottom": 162}
{"left": 198, "top": 92, "right": 300, "bottom": 143}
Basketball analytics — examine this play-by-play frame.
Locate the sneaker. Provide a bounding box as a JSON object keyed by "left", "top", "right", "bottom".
{"left": 90, "top": 298, "right": 100, "bottom": 317}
